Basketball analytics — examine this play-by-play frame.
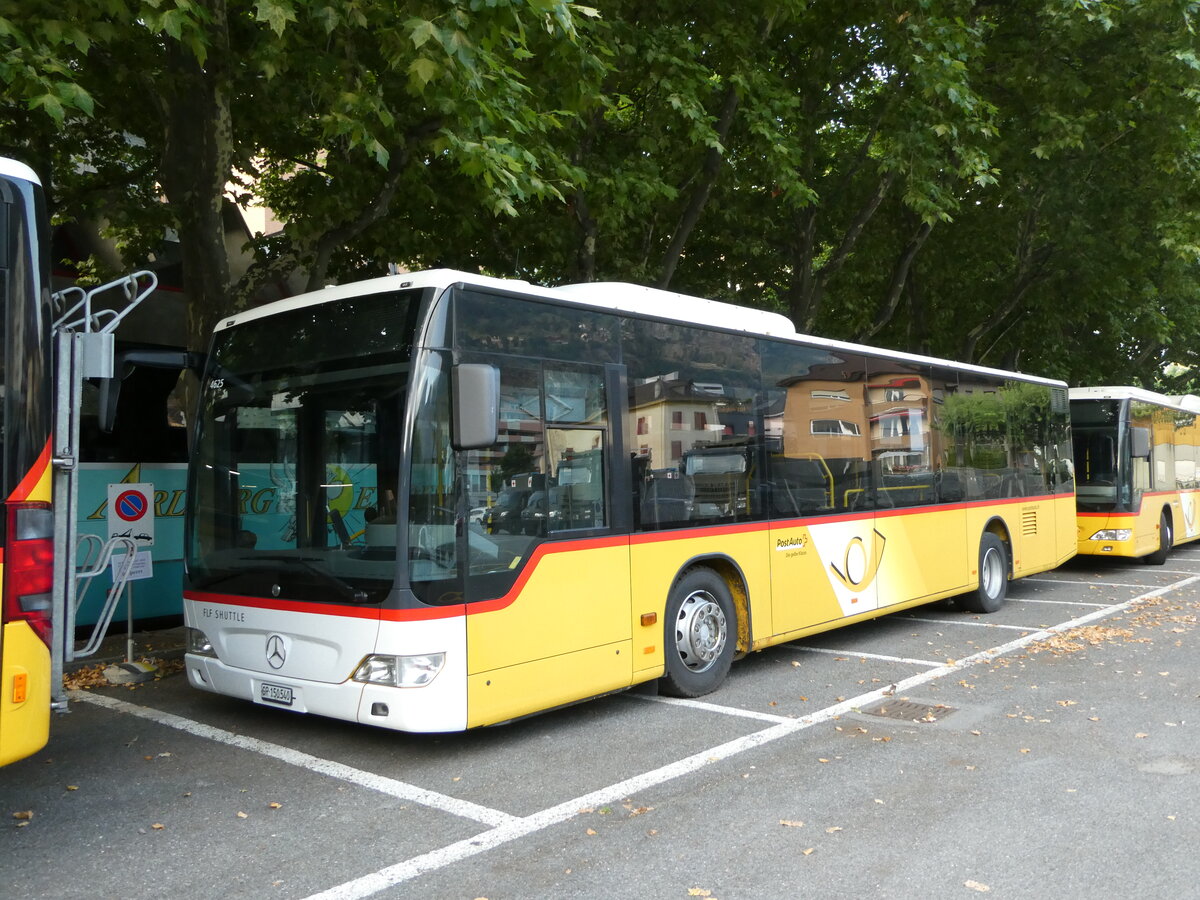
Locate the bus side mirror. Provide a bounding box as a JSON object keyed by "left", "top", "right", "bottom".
{"left": 452, "top": 364, "right": 499, "bottom": 450}
{"left": 1130, "top": 426, "right": 1151, "bottom": 459}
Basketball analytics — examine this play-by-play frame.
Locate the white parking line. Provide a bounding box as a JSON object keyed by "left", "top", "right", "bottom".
{"left": 631, "top": 694, "right": 794, "bottom": 723}
{"left": 1024, "top": 578, "right": 1154, "bottom": 589}
{"left": 901, "top": 616, "right": 1038, "bottom": 631}
{"left": 790, "top": 646, "right": 942, "bottom": 667}
{"left": 1009, "top": 597, "right": 1110, "bottom": 608}
{"left": 303, "top": 572, "right": 1200, "bottom": 899}
{"left": 72, "top": 691, "right": 518, "bottom": 829}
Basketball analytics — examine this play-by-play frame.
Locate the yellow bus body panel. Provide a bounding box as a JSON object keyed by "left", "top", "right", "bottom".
{"left": 630, "top": 527, "right": 771, "bottom": 677}
{"left": 0, "top": 620, "right": 51, "bottom": 767}
{"left": 1077, "top": 490, "right": 1200, "bottom": 559}
{"left": 466, "top": 542, "right": 633, "bottom": 728}
{"left": 463, "top": 493, "right": 1074, "bottom": 728}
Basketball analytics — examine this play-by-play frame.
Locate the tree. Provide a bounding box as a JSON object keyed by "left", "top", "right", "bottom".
{"left": 0, "top": 0, "right": 601, "bottom": 351}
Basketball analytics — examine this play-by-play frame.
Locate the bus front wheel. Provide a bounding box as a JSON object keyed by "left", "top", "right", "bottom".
{"left": 1144, "top": 513, "right": 1172, "bottom": 566}
{"left": 961, "top": 533, "right": 1008, "bottom": 614}
{"left": 660, "top": 568, "right": 736, "bottom": 698}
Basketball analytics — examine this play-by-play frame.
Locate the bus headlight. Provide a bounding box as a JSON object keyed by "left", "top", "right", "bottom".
{"left": 185, "top": 627, "right": 216, "bottom": 657}
{"left": 1089, "top": 529, "right": 1132, "bottom": 541}
{"left": 352, "top": 653, "right": 445, "bottom": 688}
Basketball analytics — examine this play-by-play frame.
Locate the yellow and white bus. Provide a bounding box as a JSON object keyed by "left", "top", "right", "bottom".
{"left": 1070, "top": 386, "right": 1200, "bottom": 564}
{"left": 183, "top": 270, "right": 1077, "bottom": 731}
{"left": 0, "top": 158, "right": 56, "bottom": 765}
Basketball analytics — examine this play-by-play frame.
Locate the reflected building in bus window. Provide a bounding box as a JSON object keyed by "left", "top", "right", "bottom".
{"left": 630, "top": 373, "right": 726, "bottom": 469}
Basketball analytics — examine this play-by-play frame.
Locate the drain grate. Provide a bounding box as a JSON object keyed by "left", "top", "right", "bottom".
{"left": 861, "top": 699, "right": 956, "bottom": 722}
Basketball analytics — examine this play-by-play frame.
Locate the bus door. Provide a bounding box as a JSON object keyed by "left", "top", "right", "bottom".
{"left": 455, "top": 358, "right": 633, "bottom": 726}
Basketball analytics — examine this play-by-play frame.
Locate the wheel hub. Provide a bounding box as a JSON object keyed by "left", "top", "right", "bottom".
{"left": 675, "top": 590, "right": 727, "bottom": 672}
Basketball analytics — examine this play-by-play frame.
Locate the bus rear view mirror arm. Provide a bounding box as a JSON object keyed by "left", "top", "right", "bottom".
{"left": 452, "top": 363, "right": 499, "bottom": 450}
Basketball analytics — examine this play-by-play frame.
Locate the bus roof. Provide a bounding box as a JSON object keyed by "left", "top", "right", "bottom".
{"left": 0, "top": 157, "right": 40, "bottom": 185}
{"left": 1069, "top": 385, "right": 1200, "bottom": 413}
{"left": 215, "top": 268, "right": 1066, "bottom": 388}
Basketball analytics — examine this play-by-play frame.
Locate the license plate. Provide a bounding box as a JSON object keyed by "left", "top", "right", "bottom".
{"left": 260, "top": 682, "right": 293, "bottom": 706}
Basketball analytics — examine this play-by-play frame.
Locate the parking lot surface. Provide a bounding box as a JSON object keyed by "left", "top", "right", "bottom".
{"left": 5, "top": 549, "right": 1200, "bottom": 898}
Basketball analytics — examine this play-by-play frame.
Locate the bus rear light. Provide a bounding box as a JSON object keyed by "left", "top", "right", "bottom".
{"left": 352, "top": 652, "right": 445, "bottom": 688}
{"left": 3, "top": 501, "right": 54, "bottom": 649}
{"left": 1089, "top": 529, "right": 1131, "bottom": 542}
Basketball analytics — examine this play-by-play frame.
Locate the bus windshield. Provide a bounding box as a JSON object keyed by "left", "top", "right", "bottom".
{"left": 1070, "top": 399, "right": 1127, "bottom": 511}
{"left": 186, "top": 290, "right": 424, "bottom": 603}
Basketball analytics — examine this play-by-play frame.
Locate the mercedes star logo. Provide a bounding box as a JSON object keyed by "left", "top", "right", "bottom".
{"left": 265, "top": 634, "right": 287, "bottom": 669}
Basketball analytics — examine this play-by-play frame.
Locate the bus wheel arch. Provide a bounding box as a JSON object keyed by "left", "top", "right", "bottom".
{"left": 1144, "top": 508, "right": 1173, "bottom": 565}
{"left": 960, "top": 525, "right": 1010, "bottom": 614}
{"left": 659, "top": 561, "right": 743, "bottom": 698}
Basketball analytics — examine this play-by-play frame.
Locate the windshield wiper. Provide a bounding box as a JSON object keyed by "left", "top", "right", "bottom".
{"left": 250, "top": 554, "right": 372, "bottom": 604}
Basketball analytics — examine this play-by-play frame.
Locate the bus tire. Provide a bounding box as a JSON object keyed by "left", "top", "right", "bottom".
{"left": 660, "top": 568, "right": 736, "bottom": 698}
{"left": 1144, "top": 513, "right": 1172, "bottom": 566}
{"left": 961, "top": 533, "right": 1008, "bottom": 614}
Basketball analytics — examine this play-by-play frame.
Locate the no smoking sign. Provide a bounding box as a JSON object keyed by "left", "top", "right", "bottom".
{"left": 107, "top": 482, "right": 155, "bottom": 547}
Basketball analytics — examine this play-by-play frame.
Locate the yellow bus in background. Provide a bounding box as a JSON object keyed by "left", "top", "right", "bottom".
{"left": 182, "top": 270, "right": 1077, "bottom": 732}
{"left": 0, "top": 158, "right": 56, "bottom": 766}
{"left": 1071, "top": 386, "right": 1200, "bottom": 564}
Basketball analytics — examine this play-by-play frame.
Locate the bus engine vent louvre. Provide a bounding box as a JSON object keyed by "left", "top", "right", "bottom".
{"left": 1022, "top": 509, "right": 1038, "bottom": 536}
{"left": 861, "top": 699, "right": 956, "bottom": 722}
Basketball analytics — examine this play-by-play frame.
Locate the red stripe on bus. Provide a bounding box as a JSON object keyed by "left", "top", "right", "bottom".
{"left": 185, "top": 589, "right": 466, "bottom": 622}
{"left": 1076, "top": 490, "right": 1198, "bottom": 518}
{"left": 187, "top": 495, "right": 1070, "bottom": 621}
{"left": 7, "top": 438, "right": 51, "bottom": 502}
{"left": 463, "top": 533, "right": 629, "bottom": 614}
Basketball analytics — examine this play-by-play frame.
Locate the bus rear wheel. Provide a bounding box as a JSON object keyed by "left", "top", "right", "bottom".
{"left": 660, "top": 568, "right": 736, "bottom": 698}
{"left": 960, "top": 533, "right": 1008, "bottom": 614}
{"left": 1144, "top": 513, "right": 1172, "bottom": 566}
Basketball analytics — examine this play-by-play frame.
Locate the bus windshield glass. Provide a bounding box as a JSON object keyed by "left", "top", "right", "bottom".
{"left": 186, "top": 289, "right": 424, "bottom": 603}
{"left": 1071, "top": 398, "right": 1125, "bottom": 510}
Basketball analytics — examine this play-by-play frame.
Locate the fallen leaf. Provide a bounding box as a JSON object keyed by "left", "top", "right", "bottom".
{"left": 791, "top": 661, "right": 801, "bottom": 667}
{"left": 66, "top": 785, "right": 79, "bottom": 791}
{"left": 970, "top": 730, "right": 982, "bottom": 736}
{"left": 779, "top": 819, "right": 804, "bottom": 828}
{"left": 151, "top": 823, "right": 165, "bottom": 830}
{"left": 964, "top": 880, "right": 991, "bottom": 893}
{"left": 586, "top": 828, "right": 597, "bottom": 835}
{"left": 688, "top": 890, "right": 711, "bottom": 898}
{"left": 825, "top": 826, "right": 843, "bottom": 833}
{"left": 236, "top": 811, "right": 248, "bottom": 819}
{"left": 268, "top": 802, "right": 282, "bottom": 810}
{"left": 818, "top": 758, "right": 830, "bottom": 763}
{"left": 803, "top": 848, "right": 815, "bottom": 856}
{"left": 628, "top": 806, "right": 652, "bottom": 817}
{"left": 1135, "top": 733, "right": 1148, "bottom": 739}
{"left": 12, "top": 810, "right": 33, "bottom": 821}
{"left": 1020, "top": 748, "right": 1031, "bottom": 754}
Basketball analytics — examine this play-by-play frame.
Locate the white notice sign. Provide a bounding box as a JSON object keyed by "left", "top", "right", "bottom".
{"left": 110, "top": 550, "right": 154, "bottom": 582}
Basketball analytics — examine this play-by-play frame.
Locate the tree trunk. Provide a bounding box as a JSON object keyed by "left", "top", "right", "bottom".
{"left": 857, "top": 219, "right": 933, "bottom": 342}
{"left": 155, "top": 0, "right": 234, "bottom": 356}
